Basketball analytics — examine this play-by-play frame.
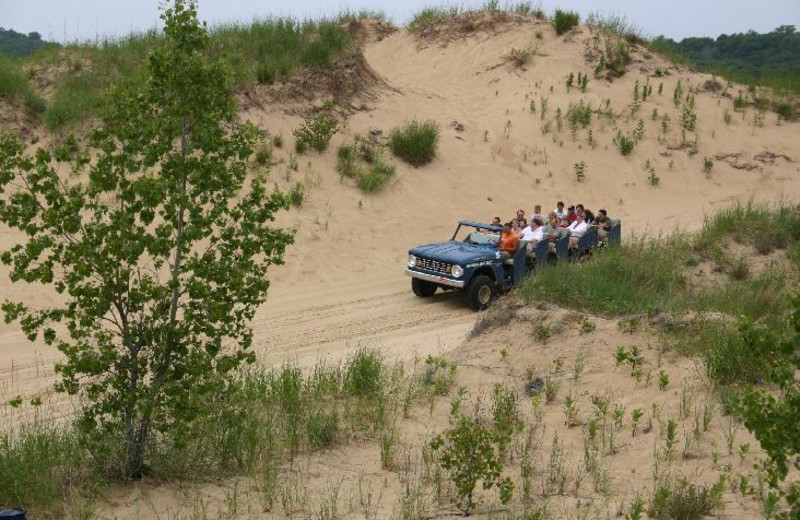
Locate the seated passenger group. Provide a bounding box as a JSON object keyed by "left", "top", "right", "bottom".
{"left": 493, "top": 202, "right": 613, "bottom": 256}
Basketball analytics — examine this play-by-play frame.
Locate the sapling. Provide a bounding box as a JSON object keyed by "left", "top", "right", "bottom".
{"left": 566, "top": 72, "right": 575, "bottom": 91}
{"left": 574, "top": 161, "right": 587, "bottom": 182}
{"left": 665, "top": 419, "right": 677, "bottom": 459}
{"left": 564, "top": 393, "right": 580, "bottom": 427}
{"left": 429, "top": 415, "right": 514, "bottom": 516}
{"left": 631, "top": 408, "right": 644, "bottom": 437}
{"left": 613, "top": 404, "right": 626, "bottom": 431}
{"left": 658, "top": 370, "right": 669, "bottom": 390}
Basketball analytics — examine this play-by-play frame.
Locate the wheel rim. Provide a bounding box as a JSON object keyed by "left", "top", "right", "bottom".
{"left": 477, "top": 285, "right": 492, "bottom": 305}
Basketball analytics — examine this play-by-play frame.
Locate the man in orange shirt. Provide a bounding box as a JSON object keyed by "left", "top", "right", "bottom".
{"left": 498, "top": 221, "right": 519, "bottom": 260}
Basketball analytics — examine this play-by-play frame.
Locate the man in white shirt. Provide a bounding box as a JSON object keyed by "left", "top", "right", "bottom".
{"left": 567, "top": 212, "right": 589, "bottom": 250}
{"left": 520, "top": 217, "right": 545, "bottom": 253}
{"left": 553, "top": 201, "right": 567, "bottom": 220}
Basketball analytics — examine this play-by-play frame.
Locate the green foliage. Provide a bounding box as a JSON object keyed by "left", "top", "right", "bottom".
{"left": 293, "top": 112, "right": 339, "bottom": 152}
{"left": 288, "top": 181, "right": 305, "bottom": 206}
{"left": 702, "top": 156, "right": 714, "bottom": 174}
{"left": 614, "top": 130, "right": 636, "bottom": 155}
{"left": 0, "top": 0, "right": 294, "bottom": 479}
{"left": 343, "top": 347, "right": 383, "bottom": 398}
{"left": 337, "top": 140, "right": 396, "bottom": 193}
{"left": 648, "top": 477, "right": 724, "bottom": 520}
{"left": 389, "top": 119, "right": 439, "bottom": 166}
{"left": 429, "top": 415, "right": 514, "bottom": 516}
{"left": 553, "top": 10, "right": 580, "bottom": 36}
{"left": 567, "top": 100, "right": 592, "bottom": 127}
{"left": 682, "top": 106, "right": 698, "bottom": 132}
{"left": 574, "top": 161, "right": 586, "bottom": 182}
{"left": 738, "top": 294, "right": 800, "bottom": 517}
{"left": 650, "top": 26, "right": 800, "bottom": 94}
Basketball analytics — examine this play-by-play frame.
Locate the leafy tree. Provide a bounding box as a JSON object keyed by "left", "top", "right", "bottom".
{"left": 0, "top": 27, "right": 54, "bottom": 58}
{"left": 0, "top": 0, "right": 293, "bottom": 479}
{"left": 429, "top": 415, "right": 514, "bottom": 516}
{"left": 739, "top": 293, "right": 800, "bottom": 519}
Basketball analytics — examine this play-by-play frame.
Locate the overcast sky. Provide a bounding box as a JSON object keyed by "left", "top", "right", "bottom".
{"left": 1, "top": 0, "right": 798, "bottom": 43}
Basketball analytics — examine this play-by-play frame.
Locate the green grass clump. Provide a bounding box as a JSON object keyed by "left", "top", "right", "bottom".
{"left": 518, "top": 238, "right": 687, "bottom": 316}
{"left": 338, "top": 140, "right": 396, "bottom": 193}
{"left": 44, "top": 74, "right": 102, "bottom": 130}
{"left": 553, "top": 10, "right": 580, "bottom": 35}
{"left": 0, "top": 425, "right": 85, "bottom": 516}
{"left": 389, "top": 119, "right": 439, "bottom": 166}
{"left": 649, "top": 477, "right": 724, "bottom": 520}
{"left": 0, "top": 53, "right": 46, "bottom": 116}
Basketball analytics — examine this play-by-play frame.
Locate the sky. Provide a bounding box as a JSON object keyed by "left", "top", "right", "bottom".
{"left": 1, "top": 0, "right": 798, "bottom": 43}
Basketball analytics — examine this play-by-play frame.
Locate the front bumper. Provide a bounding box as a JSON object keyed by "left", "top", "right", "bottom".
{"left": 405, "top": 269, "right": 466, "bottom": 289}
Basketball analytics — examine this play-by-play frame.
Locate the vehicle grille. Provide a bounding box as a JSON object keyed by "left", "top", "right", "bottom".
{"left": 416, "top": 257, "right": 453, "bottom": 275}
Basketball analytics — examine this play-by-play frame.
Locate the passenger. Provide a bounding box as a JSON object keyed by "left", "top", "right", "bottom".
{"left": 584, "top": 208, "right": 595, "bottom": 224}
{"left": 520, "top": 217, "right": 545, "bottom": 252}
{"left": 511, "top": 218, "right": 523, "bottom": 237}
{"left": 564, "top": 205, "right": 578, "bottom": 225}
{"left": 554, "top": 201, "right": 567, "bottom": 220}
{"left": 492, "top": 216, "right": 502, "bottom": 227}
{"left": 499, "top": 221, "right": 519, "bottom": 260}
{"left": 592, "top": 209, "right": 612, "bottom": 238}
{"left": 576, "top": 204, "right": 585, "bottom": 214}
{"left": 516, "top": 209, "right": 526, "bottom": 222}
{"left": 531, "top": 204, "right": 543, "bottom": 223}
{"left": 567, "top": 212, "right": 590, "bottom": 250}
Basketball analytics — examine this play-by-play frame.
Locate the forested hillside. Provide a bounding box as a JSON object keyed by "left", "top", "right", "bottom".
{"left": 651, "top": 25, "right": 800, "bottom": 91}
{"left": 0, "top": 27, "right": 55, "bottom": 58}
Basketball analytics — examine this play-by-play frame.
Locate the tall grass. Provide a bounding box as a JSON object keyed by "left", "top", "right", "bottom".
{"left": 552, "top": 10, "right": 580, "bottom": 36}
{"left": 30, "top": 18, "right": 353, "bottom": 130}
{"left": 0, "top": 347, "right": 405, "bottom": 517}
{"left": 0, "top": 53, "right": 46, "bottom": 116}
{"left": 389, "top": 119, "right": 439, "bottom": 166}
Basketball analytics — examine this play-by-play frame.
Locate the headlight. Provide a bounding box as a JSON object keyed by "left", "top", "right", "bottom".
{"left": 407, "top": 254, "right": 417, "bottom": 268}
{"left": 451, "top": 265, "right": 464, "bottom": 278}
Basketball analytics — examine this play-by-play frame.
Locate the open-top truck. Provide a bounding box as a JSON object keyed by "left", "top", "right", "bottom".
{"left": 405, "top": 220, "right": 620, "bottom": 310}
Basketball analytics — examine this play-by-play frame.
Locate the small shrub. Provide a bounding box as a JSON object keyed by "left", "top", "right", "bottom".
{"left": 553, "top": 10, "right": 580, "bottom": 35}
{"left": 574, "top": 161, "right": 587, "bottom": 182}
{"left": 702, "top": 156, "right": 714, "bottom": 174}
{"left": 682, "top": 106, "right": 697, "bottom": 132}
{"left": 614, "top": 131, "right": 635, "bottom": 156}
{"left": 648, "top": 477, "right": 723, "bottom": 520}
{"left": 288, "top": 182, "right": 305, "bottom": 207}
{"left": 567, "top": 100, "right": 592, "bottom": 127}
{"left": 293, "top": 112, "right": 339, "bottom": 152}
{"left": 429, "top": 415, "right": 514, "bottom": 516}
{"left": 307, "top": 409, "right": 340, "bottom": 449}
{"left": 255, "top": 143, "right": 273, "bottom": 165}
{"left": 773, "top": 100, "right": 796, "bottom": 121}
{"left": 389, "top": 119, "right": 439, "bottom": 166}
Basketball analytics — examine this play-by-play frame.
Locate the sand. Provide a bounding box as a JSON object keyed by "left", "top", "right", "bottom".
{"left": 1, "top": 14, "right": 799, "bottom": 518}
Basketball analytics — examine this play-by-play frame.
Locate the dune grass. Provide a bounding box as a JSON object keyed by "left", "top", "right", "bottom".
{"left": 0, "top": 348, "right": 419, "bottom": 517}
{"left": 29, "top": 18, "right": 354, "bottom": 130}
{"left": 0, "top": 53, "right": 46, "bottom": 116}
{"left": 389, "top": 119, "right": 439, "bottom": 166}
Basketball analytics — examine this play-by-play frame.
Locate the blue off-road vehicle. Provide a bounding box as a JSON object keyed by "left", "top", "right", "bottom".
{"left": 405, "top": 221, "right": 545, "bottom": 311}
{"left": 405, "top": 220, "right": 620, "bottom": 310}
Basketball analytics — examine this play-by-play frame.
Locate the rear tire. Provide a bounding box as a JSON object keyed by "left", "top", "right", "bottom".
{"left": 464, "top": 275, "right": 494, "bottom": 311}
{"left": 412, "top": 278, "right": 438, "bottom": 297}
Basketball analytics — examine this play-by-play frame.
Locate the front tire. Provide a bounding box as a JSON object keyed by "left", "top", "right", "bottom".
{"left": 464, "top": 275, "right": 494, "bottom": 311}
{"left": 412, "top": 278, "right": 438, "bottom": 297}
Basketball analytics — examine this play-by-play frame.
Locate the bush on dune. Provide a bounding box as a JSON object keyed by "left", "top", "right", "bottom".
{"left": 389, "top": 119, "right": 439, "bottom": 166}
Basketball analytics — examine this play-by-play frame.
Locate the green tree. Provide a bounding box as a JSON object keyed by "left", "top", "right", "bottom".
{"left": 739, "top": 293, "right": 800, "bottom": 519}
{"left": 0, "top": 0, "right": 293, "bottom": 479}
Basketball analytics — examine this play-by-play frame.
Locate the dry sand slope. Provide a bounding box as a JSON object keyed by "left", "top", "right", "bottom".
{"left": 1, "top": 16, "right": 800, "bottom": 422}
